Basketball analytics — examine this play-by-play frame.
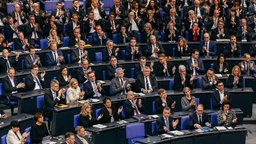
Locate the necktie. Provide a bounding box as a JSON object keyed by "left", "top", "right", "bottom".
{"left": 145, "top": 77, "right": 150, "bottom": 90}
{"left": 52, "top": 92, "right": 57, "bottom": 100}
{"left": 199, "top": 116, "right": 202, "bottom": 125}
{"left": 31, "top": 55, "right": 35, "bottom": 62}
{"left": 54, "top": 52, "right": 57, "bottom": 62}
{"left": 36, "top": 77, "right": 42, "bottom": 89}
{"left": 123, "top": 36, "right": 126, "bottom": 43}
{"left": 5, "top": 59, "right": 11, "bottom": 70}
{"left": 134, "top": 103, "right": 139, "bottom": 115}
{"left": 100, "top": 37, "right": 102, "bottom": 45}
{"left": 165, "top": 119, "right": 170, "bottom": 131}
{"left": 120, "top": 78, "right": 126, "bottom": 95}
{"left": 81, "top": 137, "right": 88, "bottom": 144}
{"left": 154, "top": 45, "right": 158, "bottom": 58}
{"left": 80, "top": 50, "right": 83, "bottom": 61}
{"left": 16, "top": 12, "right": 20, "bottom": 25}
{"left": 247, "top": 62, "right": 250, "bottom": 75}
{"left": 165, "top": 64, "right": 170, "bottom": 77}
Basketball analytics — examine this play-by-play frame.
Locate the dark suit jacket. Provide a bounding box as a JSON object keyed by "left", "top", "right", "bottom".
{"left": 173, "top": 74, "right": 193, "bottom": 91}
{"left": 14, "top": 39, "right": 29, "bottom": 51}
{"left": 164, "top": 29, "right": 179, "bottom": 42}
{"left": 71, "top": 48, "right": 89, "bottom": 64}
{"left": 109, "top": 5, "right": 125, "bottom": 19}
{"left": 78, "top": 113, "right": 97, "bottom": 128}
{"left": 98, "top": 106, "right": 120, "bottom": 124}
{"left": 102, "top": 47, "right": 119, "bottom": 62}
{"left": 237, "top": 26, "right": 252, "bottom": 41}
{"left": 135, "top": 73, "right": 158, "bottom": 92}
{"left": 66, "top": 21, "right": 82, "bottom": 36}
{"left": 199, "top": 40, "right": 217, "bottom": 56}
{"left": 213, "top": 62, "right": 229, "bottom": 74}
{"left": 125, "top": 45, "right": 142, "bottom": 60}
{"left": 43, "top": 89, "right": 66, "bottom": 118}
{"left": 25, "top": 74, "right": 45, "bottom": 91}
{"left": 75, "top": 134, "right": 90, "bottom": 144}
{"left": 225, "top": 42, "right": 241, "bottom": 57}
{"left": 0, "top": 57, "right": 18, "bottom": 74}
{"left": 87, "top": 6, "right": 106, "bottom": 18}
{"left": 84, "top": 19, "right": 100, "bottom": 36}
{"left": 69, "top": 6, "right": 86, "bottom": 22}
{"left": 111, "top": 77, "right": 130, "bottom": 96}
{"left": 226, "top": 75, "right": 243, "bottom": 88}
{"left": 11, "top": 11, "right": 26, "bottom": 24}
{"left": 189, "top": 112, "right": 210, "bottom": 129}
{"left": 104, "top": 19, "right": 120, "bottom": 37}
{"left": 123, "top": 99, "right": 144, "bottom": 118}
{"left": 45, "top": 50, "right": 65, "bottom": 66}
{"left": 4, "top": 24, "right": 17, "bottom": 42}
{"left": 2, "top": 76, "right": 24, "bottom": 97}
{"left": 134, "top": 63, "right": 151, "bottom": 78}
{"left": 212, "top": 90, "right": 230, "bottom": 109}
{"left": 185, "top": 58, "right": 205, "bottom": 75}
{"left": 145, "top": 42, "right": 165, "bottom": 58}
{"left": 155, "top": 97, "right": 175, "bottom": 114}
{"left": 117, "top": 32, "right": 131, "bottom": 44}
{"left": 75, "top": 67, "right": 89, "bottom": 84}
{"left": 56, "top": 75, "right": 70, "bottom": 87}
{"left": 24, "top": 54, "right": 42, "bottom": 69}
{"left": 83, "top": 81, "right": 105, "bottom": 99}
{"left": 210, "top": 28, "right": 230, "bottom": 40}
{"left": 202, "top": 75, "right": 218, "bottom": 90}
{"left": 156, "top": 115, "right": 176, "bottom": 134}
{"left": 106, "top": 64, "right": 120, "bottom": 80}
{"left": 24, "top": 23, "right": 44, "bottom": 40}
{"left": 155, "top": 61, "right": 176, "bottom": 77}
{"left": 91, "top": 32, "right": 108, "bottom": 46}
{"left": 68, "top": 32, "right": 86, "bottom": 47}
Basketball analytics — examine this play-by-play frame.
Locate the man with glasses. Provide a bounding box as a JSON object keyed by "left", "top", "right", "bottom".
{"left": 111, "top": 67, "right": 131, "bottom": 96}
{"left": 103, "top": 40, "right": 119, "bottom": 62}
{"left": 25, "top": 64, "right": 45, "bottom": 91}
{"left": 71, "top": 40, "right": 89, "bottom": 64}
{"left": 186, "top": 49, "right": 205, "bottom": 76}
{"left": 174, "top": 65, "right": 195, "bottom": 91}
{"left": 211, "top": 20, "right": 230, "bottom": 41}
{"left": 189, "top": 104, "right": 211, "bottom": 129}
{"left": 92, "top": 25, "right": 109, "bottom": 46}
{"left": 200, "top": 32, "right": 217, "bottom": 56}
{"left": 212, "top": 81, "right": 230, "bottom": 109}
{"left": 107, "top": 56, "right": 120, "bottom": 80}
{"left": 83, "top": 71, "right": 105, "bottom": 99}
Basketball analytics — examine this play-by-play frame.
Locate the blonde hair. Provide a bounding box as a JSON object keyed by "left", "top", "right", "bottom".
{"left": 178, "top": 37, "right": 188, "bottom": 49}
{"left": 80, "top": 102, "right": 92, "bottom": 116}
{"left": 69, "top": 78, "right": 78, "bottom": 88}
{"left": 232, "top": 65, "right": 241, "bottom": 77}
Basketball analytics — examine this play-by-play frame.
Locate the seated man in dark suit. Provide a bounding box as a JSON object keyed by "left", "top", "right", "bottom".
{"left": 92, "top": 25, "right": 108, "bottom": 46}
{"left": 155, "top": 88, "right": 176, "bottom": 114}
{"left": 74, "top": 126, "right": 90, "bottom": 144}
{"left": 212, "top": 81, "right": 230, "bottom": 109}
{"left": 63, "top": 132, "right": 76, "bottom": 144}
{"left": 202, "top": 68, "right": 218, "bottom": 90}
{"left": 102, "top": 40, "right": 119, "bottom": 62}
{"left": 125, "top": 37, "right": 141, "bottom": 60}
{"left": 106, "top": 56, "right": 120, "bottom": 80}
{"left": 66, "top": 13, "right": 82, "bottom": 37}
{"left": 4, "top": 16, "right": 18, "bottom": 43}
{"left": 69, "top": 0, "right": 86, "bottom": 22}
{"left": 200, "top": 32, "right": 217, "bottom": 57}
{"left": 24, "top": 46, "right": 42, "bottom": 69}
{"left": 174, "top": 65, "right": 195, "bottom": 91}
{"left": 123, "top": 91, "right": 144, "bottom": 118}
{"left": 83, "top": 71, "right": 105, "bottom": 99}
{"left": 134, "top": 56, "right": 154, "bottom": 78}
{"left": 117, "top": 25, "right": 131, "bottom": 44}
{"left": 2, "top": 67, "right": 25, "bottom": 114}
{"left": 156, "top": 107, "right": 179, "bottom": 134}
{"left": 189, "top": 104, "right": 211, "bottom": 129}
{"left": 43, "top": 79, "right": 66, "bottom": 119}
{"left": 135, "top": 66, "right": 158, "bottom": 93}
{"left": 69, "top": 27, "right": 86, "bottom": 47}
{"left": 225, "top": 35, "right": 241, "bottom": 57}
{"left": 45, "top": 42, "right": 65, "bottom": 66}
{"left": 185, "top": 49, "right": 205, "bottom": 76}
{"left": 75, "top": 59, "right": 92, "bottom": 84}
{"left": 25, "top": 65, "right": 45, "bottom": 91}
{"left": 14, "top": 32, "right": 30, "bottom": 51}
{"left": 98, "top": 97, "right": 122, "bottom": 123}
{"left": 155, "top": 53, "right": 176, "bottom": 77}
{"left": 0, "top": 49, "right": 19, "bottom": 74}
{"left": 210, "top": 20, "right": 230, "bottom": 41}
{"left": 238, "top": 53, "right": 256, "bottom": 76}
{"left": 145, "top": 35, "right": 165, "bottom": 59}
{"left": 71, "top": 40, "right": 89, "bottom": 64}
{"left": 111, "top": 67, "right": 131, "bottom": 96}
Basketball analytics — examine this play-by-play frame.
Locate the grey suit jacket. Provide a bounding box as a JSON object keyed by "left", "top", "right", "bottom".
{"left": 75, "top": 134, "right": 90, "bottom": 144}
{"left": 111, "top": 77, "right": 130, "bottom": 96}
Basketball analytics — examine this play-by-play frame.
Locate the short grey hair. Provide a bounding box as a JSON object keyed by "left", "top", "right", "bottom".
{"left": 178, "top": 65, "right": 186, "bottom": 72}
{"left": 149, "top": 35, "right": 156, "bottom": 40}
{"left": 50, "top": 79, "right": 59, "bottom": 87}
{"left": 115, "top": 67, "right": 124, "bottom": 73}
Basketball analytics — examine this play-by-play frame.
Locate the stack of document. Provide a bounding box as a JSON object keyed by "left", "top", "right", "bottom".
{"left": 215, "top": 126, "right": 227, "bottom": 131}
{"left": 161, "top": 134, "right": 173, "bottom": 139}
{"left": 93, "top": 124, "right": 107, "bottom": 129}
{"left": 169, "top": 130, "right": 185, "bottom": 136}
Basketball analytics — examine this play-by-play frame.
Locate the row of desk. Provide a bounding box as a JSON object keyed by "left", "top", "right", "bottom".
{"left": 48, "top": 88, "right": 251, "bottom": 136}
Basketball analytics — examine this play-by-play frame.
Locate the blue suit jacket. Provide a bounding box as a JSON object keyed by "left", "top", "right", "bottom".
{"left": 199, "top": 40, "right": 217, "bottom": 56}
{"left": 212, "top": 90, "right": 230, "bottom": 109}
{"left": 45, "top": 50, "right": 65, "bottom": 66}
{"left": 185, "top": 57, "right": 205, "bottom": 75}
{"left": 91, "top": 32, "right": 109, "bottom": 46}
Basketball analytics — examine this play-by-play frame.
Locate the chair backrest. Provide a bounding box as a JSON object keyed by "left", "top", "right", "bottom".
{"left": 102, "top": 70, "right": 106, "bottom": 80}
{"left": 152, "top": 101, "right": 156, "bottom": 114}
{"left": 151, "top": 121, "right": 157, "bottom": 136}
{"left": 45, "top": 1, "right": 58, "bottom": 13}
{"left": 130, "top": 68, "right": 135, "bottom": 78}
{"left": 0, "top": 83, "right": 2, "bottom": 96}
{"left": 87, "top": 35, "right": 93, "bottom": 44}
{"left": 195, "top": 98, "right": 200, "bottom": 106}
{"left": 112, "top": 34, "right": 118, "bottom": 44}
{"left": 126, "top": 123, "right": 145, "bottom": 144}
{"left": 95, "top": 52, "right": 103, "bottom": 62}
{"left": 120, "top": 106, "right": 126, "bottom": 119}
{"left": 7, "top": 3, "right": 15, "bottom": 14}
{"left": 169, "top": 78, "right": 174, "bottom": 90}
{"left": 67, "top": 53, "right": 71, "bottom": 64}
{"left": 1, "top": 134, "right": 7, "bottom": 144}
{"left": 64, "top": 0, "right": 73, "bottom": 9}
{"left": 121, "top": 50, "right": 126, "bottom": 60}
{"left": 40, "top": 39, "right": 48, "bottom": 49}
{"left": 160, "top": 31, "right": 165, "bottom": 42}
{"left": 95, "top": 108, "right": 101, "bottom": 119}
{"left": 73, "top": 114, "right": 80, "bottom": 128}
{"left": 197, "top": 76, "right": 202, "bottom": 89}
{"left": 180, "top": 115, "right": 190, "bottom": 130}
{"left": 137, "top": 32, "right": 141, "bottom": 43}
{"left": 63, "top": 36, "right": 69, "bottom": 47}
{"left": 210, "top": 98, "right": 213, "bottom": 110}
{"left": 36, "top": 95, "right": 45, "bottom": 110}
{"left": 25, "top": 127, "right": 31, "bottom": 143}
{"left": 210, "top": 112, "right": 218, "bottom": 127}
